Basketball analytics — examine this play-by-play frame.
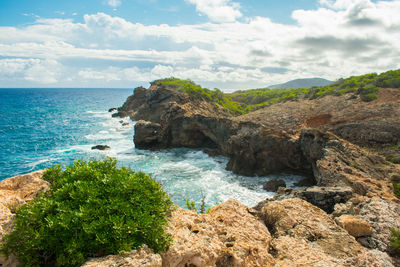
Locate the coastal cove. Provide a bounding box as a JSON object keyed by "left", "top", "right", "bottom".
{"left": 0, "top": 88, "right": 305, "bottom": 208}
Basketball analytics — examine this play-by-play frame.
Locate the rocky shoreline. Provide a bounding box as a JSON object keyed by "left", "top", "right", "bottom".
{"left": 112, "top": 81, "right": 400, "bottom": 265}
{"left": 1, "top": 81, "right": 400, "bottom": 266}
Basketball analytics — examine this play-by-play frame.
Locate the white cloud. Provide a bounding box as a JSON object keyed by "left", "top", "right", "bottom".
{"left": 186, "top": 0, "right": 242, "bottom": 23}
{"left": 106, "top": 0, "right": 121, "bottom": 8}
{"left": 1, "top": 2, "right": 400, "bottom": 89}
{"left": 0, "top": 58, "right": 60, "bottom": 84}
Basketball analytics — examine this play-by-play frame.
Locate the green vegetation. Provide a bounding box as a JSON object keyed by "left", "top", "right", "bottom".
{"left": 155, "top": 69, "right": 400, "bottom": 115}
{"left": 391, "top": 228, "right": 400, "bottom": 255}
{"left": 156, "top": 78, "right": 245, "bottom": 115}
{"left": 0, "top": 159, "right": 173, "bottom": 267}
{"left": 392, "top": 175, "right": 400, "bottom": 199}
{"left": 185, "top": 195, "right": 208, "bottom": 214}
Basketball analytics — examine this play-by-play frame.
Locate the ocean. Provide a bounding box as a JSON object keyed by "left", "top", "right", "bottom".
{"left": 0, "top": 88, "right": 304, "bottom": 208}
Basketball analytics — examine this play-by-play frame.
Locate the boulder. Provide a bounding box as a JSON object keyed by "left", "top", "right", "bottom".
{"left": 336, "top": 215, "right": 373, "bottom": 238}
{"left": 271, "top": 186, "right": 353, "bottom": 213}
{"left": 134, "top": 120, "right": 162, "bottom": 149}
{"left": 82, "top": 245, "right": 162, "bottom": 267}
{"left": 108, "top": 108, "right": 117, "bottom": 113}
{"left": 263, "top": 179, "right": 286, "bottom": 192}
{"left": 91, "top": 145, "right": 110, "bottom": 150}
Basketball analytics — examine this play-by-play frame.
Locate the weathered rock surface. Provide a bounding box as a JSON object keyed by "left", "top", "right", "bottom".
{"left": 335, "top": 215, "right": 373, "bottom": 238}
{"left": 260, "top": 198, "right": 394, "bottom": 266}
{"left": 263, "top": 179, "right": 286, "bottom": 192}
{"left": 82, "top": 245, "right": 162, "bottom": 267}
{"left": 0, "top": 172, "right": 397, "bottom": 266}
{"left": 271, "top": 186, "right": 353, "bottom": 213}
{"left": 162, "top": 199, "right": 275, "bottom": 267}
{"left": 0, "top": 170, "right": 48, "bottom": 267}
{"left": 333, "top": 196, "right": 400, "bottom": 253}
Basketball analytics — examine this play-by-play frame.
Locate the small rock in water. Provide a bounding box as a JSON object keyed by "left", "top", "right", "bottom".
{"left": 122, "top": 122, "right": 129, "bottom": 126}
{"left": 263, "top": 179, "right": 286, "bottom": 192}
{"left": 91, "top": 145, "right": 111, "bottom": 150}
{"left": 108, "top": 108, "right": 117, "bottom": 112}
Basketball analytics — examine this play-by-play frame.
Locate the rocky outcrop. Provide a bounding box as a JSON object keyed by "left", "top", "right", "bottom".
{"left": 0, "top": 170, "right": 49, "bottom": 267}
{"left": 162, "top": 199, "right": 275, "bottom": 267}
{"left": 271, "top": 186, "right": 353, "bottom": 213}
{"left": 260, "top": 198, "right": 393, "bottom": 266}
{"left": 82, "top": 246, "right": 162, "bottom": 267}
{"left": 333, "top": 196, "right": 400, "bottom": 253}
{"left": 0, "top": 171, "right": 397, "bottom": 266}
{"left": 84, "top": 198, "right": 395, "bottom": 266}
{"left": 114, "top": 82, "right": 400, "bottom": 265}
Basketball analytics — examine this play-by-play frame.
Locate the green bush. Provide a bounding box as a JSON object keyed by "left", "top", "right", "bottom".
{"left": 0, "top": 159, "right": 173, "bottom": 267}
{"left": 391, "top": 228, "right": 400, "bottom": 255}
{"left": 393, "top": 182, "right": 400, "bottom": 199}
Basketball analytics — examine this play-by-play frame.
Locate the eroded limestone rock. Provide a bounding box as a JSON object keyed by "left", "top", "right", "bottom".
{"left": 0, "top": 170, "right": 48, "bottom": 267}
{"left": 260, "top": 198, "right": 392, "bottom": 266}
{"left": 82, "top": 245, "right": 162, "bottom": 267}
{"left": 162, "top": 199, "right": 275, "bottom": 267}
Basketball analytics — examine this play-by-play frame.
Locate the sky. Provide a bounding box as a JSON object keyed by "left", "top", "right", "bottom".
{"left": 0, "top": 0, "right": 399, "bottom": 90}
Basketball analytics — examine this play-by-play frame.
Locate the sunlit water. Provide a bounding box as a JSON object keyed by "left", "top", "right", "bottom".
{"left": 0, "top": 88, "right": 305, "bottom": 208}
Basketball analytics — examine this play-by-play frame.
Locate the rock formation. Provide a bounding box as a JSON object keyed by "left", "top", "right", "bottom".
{"left": 0, "top": 170, "right": 49, "bottom": 267}
{"left": 0, "top": 172, "right": 396, "bottom": 266}
{"left": 91, "top": 145, "right": 111, "bottom": 150}
{"left": 112, "top": 82, "right": 400, "bottom": 265}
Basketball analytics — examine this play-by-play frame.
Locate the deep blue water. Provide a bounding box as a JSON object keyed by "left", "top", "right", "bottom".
{"left": 0, "top": 88, "right": 304, "bottom": 207}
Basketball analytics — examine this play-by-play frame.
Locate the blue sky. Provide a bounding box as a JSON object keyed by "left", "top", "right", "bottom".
{"left": 0, "top": 0, "right": 319, "bottom": 26}
{"left": 0, "top": 0, "right": 398, "bottom": 89}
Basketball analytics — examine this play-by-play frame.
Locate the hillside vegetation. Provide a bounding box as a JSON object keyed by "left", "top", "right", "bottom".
{"left": 156, "top": 69, "right": 400, "bottom": 115}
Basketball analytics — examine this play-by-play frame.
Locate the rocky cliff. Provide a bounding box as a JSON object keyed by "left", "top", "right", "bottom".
{"left": 110, "top": 81, "right": 400, "bottom": 265}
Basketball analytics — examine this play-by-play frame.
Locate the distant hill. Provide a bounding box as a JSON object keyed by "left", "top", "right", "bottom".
{"left": 269, "top": 78, "right": 334, "bottom": 89}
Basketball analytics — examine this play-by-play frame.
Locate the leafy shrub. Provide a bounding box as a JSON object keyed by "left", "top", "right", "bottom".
{"left": 0, "top": 159, "right": 173, "bottom": 267}
{"left": 358, "top": 84, "right": 379, "bottom": 102}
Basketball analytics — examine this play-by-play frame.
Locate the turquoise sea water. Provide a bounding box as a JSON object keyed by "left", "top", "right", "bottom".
{"left": 0, "top": 88, "right": 304, "bottom": 208}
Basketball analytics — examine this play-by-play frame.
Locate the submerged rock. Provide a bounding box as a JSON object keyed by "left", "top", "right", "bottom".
{"left": 91, "top": 145, "right": 110, "bottom": 150}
